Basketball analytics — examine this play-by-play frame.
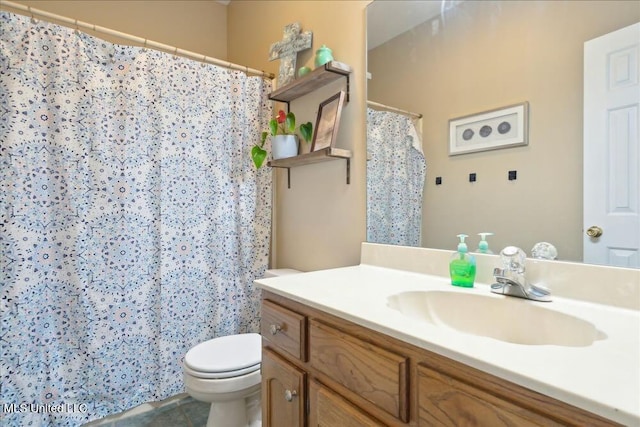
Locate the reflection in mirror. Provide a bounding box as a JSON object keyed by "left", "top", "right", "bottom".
{"left": 366, "top": 0, "right": 640, "bottom": 267}
{"left": 367, "top": 105, "right": 426, "bottom": 246}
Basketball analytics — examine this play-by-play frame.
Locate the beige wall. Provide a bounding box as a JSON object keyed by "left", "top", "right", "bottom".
{"left": 228, "top": 1, "right": 369, "bottom": 271}
{"left": 368, "top": 1, "right": 639, "bottom": 262}
{"left": 4, "top": 0, "right": 228, "bottom": 58}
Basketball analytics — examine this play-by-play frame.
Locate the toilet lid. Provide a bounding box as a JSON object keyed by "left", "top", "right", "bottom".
{"left": 184, "top": 333, "right": 261, "bottom": 375}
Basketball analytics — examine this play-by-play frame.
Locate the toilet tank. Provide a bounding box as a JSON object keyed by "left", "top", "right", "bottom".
{"left": 263, "top": 269, "right": 301, "bottom": 278}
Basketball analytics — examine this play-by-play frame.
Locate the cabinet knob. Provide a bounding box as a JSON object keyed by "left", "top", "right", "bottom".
{"left": 284, "top": 389, "right": 297, "bottom": 402}
{"left": 269, "top": 324, "right": 282, "bottom": 335}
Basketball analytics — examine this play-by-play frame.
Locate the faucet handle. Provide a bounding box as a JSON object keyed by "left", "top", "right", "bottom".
{"left": 500, "top": 246, "right": 527, "bottom": 273}
{"left": 492, "top": 268, "right": 519, "bottom": 286}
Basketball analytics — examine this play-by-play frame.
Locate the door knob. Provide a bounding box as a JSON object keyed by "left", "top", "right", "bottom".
{"left": 586, "top": 226, "right": 603, "bottom": 238}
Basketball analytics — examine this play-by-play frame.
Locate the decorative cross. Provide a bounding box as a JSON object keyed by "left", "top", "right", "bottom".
{"left": 269, "top": 23, "right": 313, "bottom": 87}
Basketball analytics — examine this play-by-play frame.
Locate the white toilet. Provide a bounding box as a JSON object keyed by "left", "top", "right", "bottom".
{"left": 182, "top": 269, "right": 300, "bottom": 427}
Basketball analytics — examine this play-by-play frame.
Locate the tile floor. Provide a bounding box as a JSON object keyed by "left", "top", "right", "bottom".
{"left": 84, "top": 395, "right": 210, "bottom": 427}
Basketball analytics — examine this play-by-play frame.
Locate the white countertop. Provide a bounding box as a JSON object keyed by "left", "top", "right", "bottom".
{"left": 255, "top": 264, "right": 640, "bottom": 426}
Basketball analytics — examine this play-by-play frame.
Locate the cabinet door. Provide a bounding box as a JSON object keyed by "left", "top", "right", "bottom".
{"left": 417, "top": 363, "right": 558, "bottom": 426}
{"left": 262, "top": 348, "right": 306, "bottom": 427}
{"left": 309, "top": 319, "right": 409, "bottom": 422}
{"left": 308, "top": 379, "right": 385, "bottom": 427}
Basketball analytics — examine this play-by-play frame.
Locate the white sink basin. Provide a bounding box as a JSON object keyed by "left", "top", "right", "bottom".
{"left": 387, "top": 290, "right": 604, "bottom": 347}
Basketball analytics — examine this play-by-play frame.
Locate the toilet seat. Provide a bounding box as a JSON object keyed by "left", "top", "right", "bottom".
{"left": 184, "top": 333, "right": 261, "bottom": 379}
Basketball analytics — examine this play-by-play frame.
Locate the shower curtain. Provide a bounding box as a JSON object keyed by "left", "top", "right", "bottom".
{"left": 0, "top": 12, "right": 271, "bottom": 426}
{"left": 367, "top": 108, "right": 426, "bottom": 246}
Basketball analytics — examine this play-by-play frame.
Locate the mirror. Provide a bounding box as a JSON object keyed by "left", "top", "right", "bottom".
{"left": 366, "top": 0, "right": 639, "bottom": 267}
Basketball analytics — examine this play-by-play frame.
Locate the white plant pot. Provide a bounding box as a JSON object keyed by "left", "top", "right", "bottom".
{"left": 271, "top": 135, "right": 299, "bottom": 160}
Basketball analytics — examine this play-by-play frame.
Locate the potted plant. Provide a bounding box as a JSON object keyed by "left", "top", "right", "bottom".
{"left": 252, "top": 109, "right": 313, "bottom": 168}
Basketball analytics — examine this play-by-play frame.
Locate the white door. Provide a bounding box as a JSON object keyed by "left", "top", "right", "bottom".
{"left": 584, "top": 22, "right": 640, "bottom": 268}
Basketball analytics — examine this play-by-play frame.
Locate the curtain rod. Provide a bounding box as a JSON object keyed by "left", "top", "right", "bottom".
{"left": 367, "top": 100, "right": 423, "bottom": 119}
{"left": 0, "top": 0, "right": 274, "bottom": 79}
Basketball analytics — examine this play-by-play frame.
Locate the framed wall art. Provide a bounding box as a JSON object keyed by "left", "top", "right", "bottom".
{"left": 311, "top": 91, "right": 346, "bottom": 152}
{"left": 449, "top": 102, "right": 529, "bottom": 155}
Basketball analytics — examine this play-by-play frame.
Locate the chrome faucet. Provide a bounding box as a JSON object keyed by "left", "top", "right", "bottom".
{"left": 490, "top": 246, "right": 551, "bottom": 302}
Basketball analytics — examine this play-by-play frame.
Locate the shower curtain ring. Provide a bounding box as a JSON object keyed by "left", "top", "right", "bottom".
{"left": 173, "top": 47, "right": 178, "bottom": 59}
{"left": 201, "top": 55, "right": 206, "bottom": 67}
{"left": 28, "top": 6, "right": 37, "bottom": 24}
{"left": 74, "top": 19, "right": 80, "bottom": 35}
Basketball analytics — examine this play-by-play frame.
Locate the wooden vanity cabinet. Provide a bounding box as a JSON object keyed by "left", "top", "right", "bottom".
{"left": 260, "top": 291, "right": 620, "bottom": 427}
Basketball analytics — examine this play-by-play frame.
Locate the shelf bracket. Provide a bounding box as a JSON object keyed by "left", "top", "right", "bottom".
{"left": 287, "top": 168, "right": 291, "bottom": 189}
{"left": 345, "top": 74, "right": 350, "bottom": 102}
{"left": 346, "top": 158, "right": 350, "bottom": 184}
{"left": 323, "top": 62, "right": 350, "bottom": 102}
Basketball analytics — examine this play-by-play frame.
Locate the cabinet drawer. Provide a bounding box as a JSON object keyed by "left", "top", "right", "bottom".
{"left": 261, "top": 299, "right": 307, "bottom": 361}
{"left": 309, "top": 320, "right": 409, "bottom": 422}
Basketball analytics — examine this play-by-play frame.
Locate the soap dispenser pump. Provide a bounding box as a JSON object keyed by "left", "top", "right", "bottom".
{"left": 477, "top": 232, "right": 494, "bottom": 254}
{"left": 449, "top": 234, "right": 477, "bottom": 288}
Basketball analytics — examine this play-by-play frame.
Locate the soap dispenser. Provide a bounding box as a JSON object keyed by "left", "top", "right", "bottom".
{"left": 449, "top": 234, "right": 476, "bottom": 288}
{"left": 476, "top": 232, "right": 494, "bottom": 254}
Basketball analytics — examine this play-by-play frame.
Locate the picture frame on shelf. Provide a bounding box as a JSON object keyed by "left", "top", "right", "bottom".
{"left": 449, "top": 101, "right": 529, "bottom": 155}
{"left": 311, "top": 91, "right": 346, "bottom": 152}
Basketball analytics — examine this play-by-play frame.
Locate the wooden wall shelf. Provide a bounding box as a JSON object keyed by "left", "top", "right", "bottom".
{"left": 268, "top": 147, "right": 352, "bottom": 188}
{"left": 269, "top": 61, "right": 352, "bottom": 104}
{"left": 266, "top": 62, "right": 352, "bottom": 188}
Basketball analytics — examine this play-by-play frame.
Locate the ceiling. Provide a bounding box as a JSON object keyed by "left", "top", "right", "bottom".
{"left": 367, "top": 0, "right": 442, "bottom": 50}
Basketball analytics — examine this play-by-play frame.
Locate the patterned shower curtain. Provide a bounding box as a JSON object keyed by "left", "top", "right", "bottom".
{"left": 0, "top": 12, "right": 272, "bottom": 426}
{"left": 367, "top": 108, "right": 426, "bottom": 246}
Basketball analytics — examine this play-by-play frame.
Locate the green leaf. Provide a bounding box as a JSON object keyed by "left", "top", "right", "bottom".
{"left": 285, "top": 112, "right": 296, "bottom": 134}
{"left": 269, "top": 119, "right": 278, "bottom": 136}
{"left": 299, "top": 122, "right": 313, "bottom": 143}
{"left": 251, "top": 145, "right": 267, "bottom": 168}
{"left": 261, "top": 131, "right": 268, "bottom": 146}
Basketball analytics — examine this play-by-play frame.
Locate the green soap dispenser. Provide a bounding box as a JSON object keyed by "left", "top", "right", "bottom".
{"left": 449, "top": 234, "right": 476, "bottom": 288}
{"left": 477, "top": 232, "right": 494, "bottom": 254}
